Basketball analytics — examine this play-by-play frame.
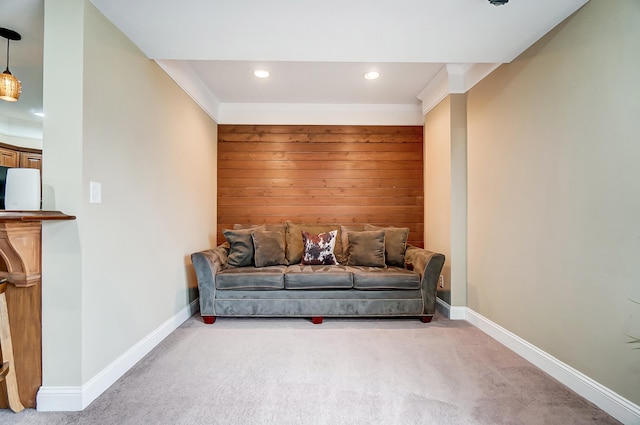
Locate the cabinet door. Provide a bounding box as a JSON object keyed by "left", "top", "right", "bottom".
{"left": 19, "top": 152, "right": 42, "bottom": 170}
{"left": 0, "top": 147, "right": 19, "bottom": 167}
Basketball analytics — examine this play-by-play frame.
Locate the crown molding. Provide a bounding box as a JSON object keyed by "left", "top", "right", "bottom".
{"left": 0, "top": 115, "right": 43, "bottom": 141}
{"left": 155, "top": 60, "right": 221, "bottom": 123}
{"left": 158, "top": 59, "right": 501, "bottom": 126}
{"left": 417, "top": 63, "right": 501, "bottom": 115}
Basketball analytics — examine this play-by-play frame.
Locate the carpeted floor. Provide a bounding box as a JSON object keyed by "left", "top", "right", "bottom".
{"left": 0, "top": 313, "right": 621, "bottom": 424}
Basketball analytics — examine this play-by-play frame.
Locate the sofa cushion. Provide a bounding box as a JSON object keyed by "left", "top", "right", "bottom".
{"left": 347, "top": 230, "right": 386, "bottom": 267}
{"left": 216, "top": 266, "right": 286, "bottom": 290}
{"left": 286, "top": 222, "right": 342, "bottom": 264}
{"left": 252, "top": 230, "right": 288, "bottom": 267}
{"left": 285, "top": 264, "right": 353, "bottom": 289}
{"left": 233, "top": 223, "right": 287, "bottom": 235}
{"left": 223, "top": 226, "right": 265, "bottom": 267}
{"left": 364, "top": 225, "right": 409, "bottom": 267}
{"left": 301, "top": 230, "right": 338, "bottom": 265}
{"left": 348, "top": 266, "right": 420, "bottom": 290}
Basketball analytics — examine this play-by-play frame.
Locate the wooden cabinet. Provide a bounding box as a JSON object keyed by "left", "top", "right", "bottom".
{"left": 0, "top": 143, "right": 42, "bottom": 170}
{"left": 0, "top": 212, "right": 76, "bottom": 409}
{"left": 19, "top": 152, "right": 42, "bottom": 170}
{"left": 0, "top": 148, "right": 19, "bottom": 167}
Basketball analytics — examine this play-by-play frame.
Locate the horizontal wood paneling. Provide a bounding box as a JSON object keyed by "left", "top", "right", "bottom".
{"left": 218, "top": 125, "right": 424, "bottom": 247}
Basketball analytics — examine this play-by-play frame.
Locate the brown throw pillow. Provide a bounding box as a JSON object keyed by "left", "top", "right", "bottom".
{"left": 301, "top": 230, "right": 338, "bottom": 265}
{"left": 223, "top": 226, "right": 265, "bottom": 267}
{"left": 252, "top": 230, "right": 288, "bottom": 267}
{"left": 347, "top": 230, "right": 386, "bottom": 267}
{"left": 364, "top": 225, "right": 409, "bottom": 267}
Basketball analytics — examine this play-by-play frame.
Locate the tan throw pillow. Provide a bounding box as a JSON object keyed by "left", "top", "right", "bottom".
{"left": 252, "top": 230, "right": 288, "bottom": 267}
{"left": 340, "top": 224, "right": 366, "bottom": 264}
{"left": 347, "top": 230, "right": 386, "bottom": 267}
{"left": 364, "top": 225, "right": 409, "bottom": 267}
{"left": 222, "top": 226, "right": 266, "bottom": 267}
{"left": 301, "top": 230, "right": 338, "bottom": 265}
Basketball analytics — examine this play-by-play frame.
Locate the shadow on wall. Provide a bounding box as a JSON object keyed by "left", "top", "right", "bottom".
{"left": 436, "top": 264, "right": 451, "bottom": 305}
{"left": 183, "top": 255, "right": 199, "bottom": 306}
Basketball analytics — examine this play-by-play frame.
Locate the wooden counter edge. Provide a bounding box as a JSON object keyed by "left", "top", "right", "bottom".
{"left": 0, "top": 211, "right": 76, "bottom": 222}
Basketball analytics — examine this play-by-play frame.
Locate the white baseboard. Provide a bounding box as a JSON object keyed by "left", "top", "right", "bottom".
{"left": 463, "top": 308, "right": 640, "bottom": 425}
{"left": 37, "top": 298, "right": 200, "bottom": 412}
{"left": 436, "top": 297, "right": 467, "bottom": 320}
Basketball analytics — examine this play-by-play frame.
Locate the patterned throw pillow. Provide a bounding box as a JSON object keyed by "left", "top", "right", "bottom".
{"left": 301, "top": 230, "right": 338, "bottom": 265}
{"left": 285, "top": 222, "right": 342, "bottom": 264}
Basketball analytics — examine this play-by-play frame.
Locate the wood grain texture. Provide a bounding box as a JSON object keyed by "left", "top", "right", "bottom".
{"left": 0, "top": 143, "right": 42, "bottom": 170}
{"left": 218, "top": 125, "right": 424, "bottom": 247}
{"left": 19, "top": 152, "right": 42, "bottom": 170}
{"left": 0, "top": 221, "right": 44, "bottom": 409}
{"left": 0, "top": 148, "right": 18, "bottom": 167}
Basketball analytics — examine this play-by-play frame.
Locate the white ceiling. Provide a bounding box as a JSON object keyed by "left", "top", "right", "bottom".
{"left": 0, "top": 0, "right": 589, "bottom": 131}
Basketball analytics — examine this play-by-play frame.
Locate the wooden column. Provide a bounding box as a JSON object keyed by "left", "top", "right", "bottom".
{"left": 0, "top": 211, "right": 75, "bottom": 410}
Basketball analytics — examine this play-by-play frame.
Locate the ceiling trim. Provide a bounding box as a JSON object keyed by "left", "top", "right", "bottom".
{"left": 0, "top": 115, "right": 43, "bottom": 141}
{"left": 155, "top": 60, "right": 221, "bottom": 123}
{"left": 158, "top": 58, "right": 503, "bottom": 125}
{"left": 218, "top": 103, "right": 425, "bottom": 126}
{"left": 417, "top": 63, "right": 501, "bottom": 115}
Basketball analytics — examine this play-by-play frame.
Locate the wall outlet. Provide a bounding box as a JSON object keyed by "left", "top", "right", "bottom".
{"left": 439, "top": 275, "right": 444, "bottom": 288}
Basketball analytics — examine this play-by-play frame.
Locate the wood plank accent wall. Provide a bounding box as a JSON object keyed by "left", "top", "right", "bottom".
{"left": 217, "top": 125, "right": 424, "bottom": 247}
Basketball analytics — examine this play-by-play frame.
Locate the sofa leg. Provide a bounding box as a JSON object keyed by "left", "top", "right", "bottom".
{"left": 202, "top": 316, "right": 216, "bottom": 324}
{"left": 311, "top": 316, "right": 323, "bottom": 325}
{"left": 420, "top": 316, "right": 432, "bottom": 323}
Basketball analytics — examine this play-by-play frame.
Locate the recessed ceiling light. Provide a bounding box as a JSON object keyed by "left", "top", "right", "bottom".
{"left": 254, "top": 69, "right": 270, "bottom": 79}
{"left": 364, "top": 71, "right": 380, "bottom": 80}
{"left": 33, "top": 112, "right": 44, "bottom": 117}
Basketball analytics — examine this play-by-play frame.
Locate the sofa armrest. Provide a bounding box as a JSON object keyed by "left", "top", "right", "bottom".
{"left": 191, "top": 244, "right": 229, "bottom": 316}
{"left": 405, "top": 245, "right": 445, "bottom": 315}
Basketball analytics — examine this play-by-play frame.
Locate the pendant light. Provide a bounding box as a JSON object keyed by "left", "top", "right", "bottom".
{"left": 0, "top": 28, "right": 22, "bottom": 102}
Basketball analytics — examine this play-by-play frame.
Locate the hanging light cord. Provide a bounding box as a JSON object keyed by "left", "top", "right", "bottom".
{"left": 4, "top": 37, "right": 10, "bottom": 73}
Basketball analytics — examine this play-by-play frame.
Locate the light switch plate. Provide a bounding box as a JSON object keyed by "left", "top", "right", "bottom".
{"left": 90, "top": 181, "right": 102, "bottom": 204}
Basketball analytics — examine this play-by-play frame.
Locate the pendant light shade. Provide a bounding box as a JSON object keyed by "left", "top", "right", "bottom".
{"left": 0, "top": 71, "right": 21, "bottom": 102}
{"left": 0, "top": 28, "right": 22, "bottom": 102}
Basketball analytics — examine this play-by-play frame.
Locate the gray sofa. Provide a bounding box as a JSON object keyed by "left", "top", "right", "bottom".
{"left": 191, "top": 222, "right": 445, "bottom": 324}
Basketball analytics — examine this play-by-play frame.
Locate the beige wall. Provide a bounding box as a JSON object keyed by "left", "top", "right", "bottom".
{"left": 42, "top": 0, "right": 217, "bottom": 387}
{"left": 425, "top": 98, "right": 452, "bottom": 303}
{"left": 467, "top": 0, "right": 640, "bottom": 404}
{"left": 425, "top": 94, "right": 467, "bottom": 307}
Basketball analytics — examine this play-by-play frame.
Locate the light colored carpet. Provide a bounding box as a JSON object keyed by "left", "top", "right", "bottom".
{"left": 0, "top": 314, "right": 620, "bottom": 424}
